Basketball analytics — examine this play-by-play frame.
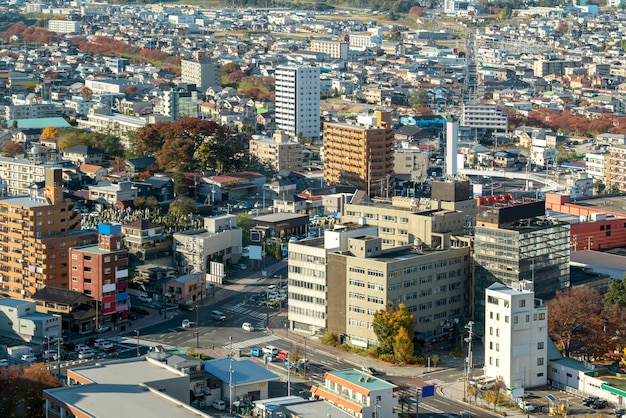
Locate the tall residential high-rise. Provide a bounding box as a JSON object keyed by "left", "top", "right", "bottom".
{"left": 181, "top": 53, "right": 221, "bottom": 93}
{"left": 0, "top": 169, "right": 96, "bottom": 299}
{"left": 69, "top": 223, "right": 130, "bottom": 327}
{"left": 274, "top": 65, "right": 320, "bottom": 140}
{"left": 323, "top": 111, "right": 394, "bottom": 194}
{"left": 484, "top": 281, "right": 548, "bottom": 389}
{"left": 473, "top": 196, "right": 570, "bottom": 321}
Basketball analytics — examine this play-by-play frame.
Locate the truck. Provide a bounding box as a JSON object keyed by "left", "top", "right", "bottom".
{"left": 7, "top": 345, "right": 33, "bottom": 358}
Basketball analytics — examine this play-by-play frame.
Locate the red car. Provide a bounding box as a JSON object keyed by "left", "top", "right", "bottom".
{"left": 277, "top": 350, "right": 289, "bottom": 360}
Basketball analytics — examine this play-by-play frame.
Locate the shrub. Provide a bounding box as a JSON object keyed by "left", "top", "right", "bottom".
{"left": 320, "top": 332, "right": 338, "bottom": 347}
{"left": 449, "top": 347, "right": 465, "bottom": 358}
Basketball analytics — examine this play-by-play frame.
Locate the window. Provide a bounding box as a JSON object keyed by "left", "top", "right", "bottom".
{"left": 526, "top": 314, "right": 530, "bottom": 322}
{"left": 505, "top": 315, "right": 509, "bottom": 323}
{"left": 538, "top": 342, "right": 544, "bottom": 349}
{"left": 514, "top": 316, "right": 518, "bottom": 324}
{"left": 489, "top": 342, "right": 493, "bottom": 349}
{"left": 489, "top": 357, "right": 493, "bottom": 365}
{"left": 538, "top": 313, "right": 546, "bottom": 320}
{"left": 489, "top": 327, "right": 493, "bottom": 335}
{"left": 537, "top": 357, "right": 544, "bottom": 366}
{"left": 496, "top": 358, "right": 499, "bottom": 366}
{"left": 496, "top": 343, "right": 499, "bottom": 352}
{"left": 519, "top": 299, "right": 526, "bottom": 307}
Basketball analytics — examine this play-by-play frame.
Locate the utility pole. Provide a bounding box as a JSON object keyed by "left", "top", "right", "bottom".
{"left": 134, "top": 330, "right": 140, "bottom": 357}
{"left": 229, "top": 336, "right": 234, "bottom": 415}
{"left": 465, "top": 321, "right": 475, "bottom": 416}
{"left": 196, "top": 304, "right": 200, "bottom": 349}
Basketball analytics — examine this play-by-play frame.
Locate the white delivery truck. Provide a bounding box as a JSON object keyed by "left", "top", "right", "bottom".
{"left": 7, "top": 345, "right": 33, "bottom": 358}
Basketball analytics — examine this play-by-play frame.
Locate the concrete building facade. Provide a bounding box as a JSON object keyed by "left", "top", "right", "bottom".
{"left": 249, "top": 131, "right": 304, "bottom": 172}
{"left": 181, "top": 57, "right": 221, "bottom": 92}
{"left": 484, "top": 281, "right": 548, "bottom": 390}
{"left": 323, "top": 111, "right": 395, "bottom": 194}
{"left": 275, "top": 65, "right": 320, "bottom": 140}
{"left": 0, "top": 169, "right": 96, "bottom": 299}
{"left": 69, "top": 223, "right": 130, "bottom": 328}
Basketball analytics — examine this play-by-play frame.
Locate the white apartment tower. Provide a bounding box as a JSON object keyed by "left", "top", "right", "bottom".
{"left": 484, "top": 281, "right": 548, "bottom": 390}
{"left": 275, "top": 65, "right": 320, "bottom": 140}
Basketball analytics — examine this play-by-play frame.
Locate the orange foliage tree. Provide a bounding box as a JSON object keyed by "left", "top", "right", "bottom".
{"left": 0, "top": 363, "right": 62, "bottom": 416}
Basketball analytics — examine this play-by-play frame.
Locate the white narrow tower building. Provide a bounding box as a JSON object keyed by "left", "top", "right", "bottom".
{"left": 446, "top": 120, "right": 458, "bottom": 176}
{"left": 484, "top": 281, "right": 548, "bottom": 390}
{"left": 275, "top": 65, "right": 320, "bottom": 140}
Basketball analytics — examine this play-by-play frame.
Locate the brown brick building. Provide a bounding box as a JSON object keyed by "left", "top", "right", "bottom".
{"left": 0, "top": 169, "right": 96, "bottom": 299}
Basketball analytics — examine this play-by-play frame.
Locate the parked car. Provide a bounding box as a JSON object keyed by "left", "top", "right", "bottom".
{"left": 592, "top": 400, "right": 609, "bottom": 409}
{"left": 361, "top": 366, "right": 381, "bottom": 376}
{"left": 242, "top": 322, "right": 254, "bottom": 332}
{"left": 96, "top": 325, "right": 110, "bottom": 333}
{"left": 250, "top": 348, "right": 263, "bottom": 357}
{"left": 78, "top": 349, "right": 95, "bottom": 360}
{"left": 138, "top": 294, "right": 152, "bottom": 303}
{"left": 75, "top": 344, "right": 89, "bottom": 352}
{"left": 0, "top": 359, "right": 8, "bottom": 367}
{"left": 62, "top": 341, "right": 75, "bottom": 351}
{"left": 178, "top": 304, "right": 194, "bottom": 312}
{"left": 21, "top": 354, "right": 36, "bottom": 363}
{"left": 212, "top": 400, "right": 226, "bottom": 411}
{"left": 263, "top": 346, "right": 278, "bottom": 356}
{"left": 84, "top": 338, "right": 97, "bottom": 346}
{"left": 129, "top": 313, "right": 138, "bottom": 320}
{"left": 100, "top": 342, "right": 115, "bottom": 352}
{"left": 583, "top": 397, "right": 599, "bottom": 406}
{"left": 517, "top": 402, "right": 535, "bottom": 412}
{"left": 181, "top": 319, "right": 191, "bottom": 328}
{"left": 615, "top": 409, "right": 626, "bottom": 417}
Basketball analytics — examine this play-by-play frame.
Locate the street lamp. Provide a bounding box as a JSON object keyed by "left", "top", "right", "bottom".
{"left": 134, "top": 329, "right": 140, "bottom": 357}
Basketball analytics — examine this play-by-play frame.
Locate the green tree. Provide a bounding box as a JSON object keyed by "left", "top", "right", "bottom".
{"left": 609, "top": 183, "right": 620, "bottom": 193}
{"left": 373, "top": 303, "right": 414, "bottom": 356}
{"left": 393, "top": 326, "right": 414, "bottom": 364}
{"left": 237, "top": 212, "right": 254, "bottom": 247}
{"left": 167, "top": 197, "right": 195, "bottom": 220}
{"left": 606, "top": 278, "right": 626, "bottom": 307}
{"left": 172, "top": 170, "right": 187, "bottom": 197}
{"left": 98, "top": 134, "right": 125, "bottom": 159}
{"left": 594, "top": 179, "right": 606, "bottom": 195}
{"left": 408, "top": 89, "right": 429, "bottom": 110}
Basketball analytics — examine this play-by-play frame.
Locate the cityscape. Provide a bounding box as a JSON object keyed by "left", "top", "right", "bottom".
{"left": 0, "top": 0, "right": 625, "bottom": 418}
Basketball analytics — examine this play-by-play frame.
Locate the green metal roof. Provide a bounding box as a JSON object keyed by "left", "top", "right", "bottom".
{"left": 329, "top": 369, "right": 397, "bottom": 391}
{"left": 10, "top": 117, "right": 71, "bottom": 129}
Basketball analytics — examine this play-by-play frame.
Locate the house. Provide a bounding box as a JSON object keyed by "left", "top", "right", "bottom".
{"left": 62, "top": 144, "right": 103, "bottom": 166}
{"left": 32, "top": 287, "right": 95, "bottom": 335}
{"left": 125, "top": 156, "right": 157, "bottom": 173}
{"left": 141, "top": 176, "right": 175, "bottom": 202}
{"left": 202, "top": 358, "right": 281, "bottom": 404}
{"left": 162, "top": 272, "right": 206, "bottom": 306}
{"left": 88, "top": 178, "right": 139, "bottom": 207}
{"left": 311, "top": 369, "right": 398, "bottom": 418}
{"left": 199, "top": 172, "right": 266, "bottom": 202}
{"left": 122, "top": 220, "right": 171, "bottom": 264}
{"left": 79, "top": 164, "right": 108, "bottom": 182}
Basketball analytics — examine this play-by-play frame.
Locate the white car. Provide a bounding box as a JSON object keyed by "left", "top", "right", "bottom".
{"left": 78, "top": 349, "right": 95, "bottom": 359}
{"left": 21, "top": 354, "right": 36, "bottom": 363}
{"left": 242, "top": 322, "right": 254, "bottom": 332}
{"left": 268, "top": 284, "right": 277, "bottom": 291}
{"left": 96, "top": 325, "right": 111, "bottom": 333}
{"left": 212, "top": 400, "right": 226, "bottom": 411}
{"left": 181, "top": 319, "right": 191, "bottom": 328}
{"left": 75, "top": 344, "right": 89, "bottom": 352}
{"left": 0, "top": 358, "right": 8, "bottom": 367}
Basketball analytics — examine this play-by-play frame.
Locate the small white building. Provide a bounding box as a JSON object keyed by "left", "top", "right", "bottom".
{"left": 88, "top": 178, "right": 139, "bottom": 206}
{"left": 484, "top": 281, "right": 548, "bottom": 390}
{"left": 0, "top": 298, "right": 62, "bottom": 344}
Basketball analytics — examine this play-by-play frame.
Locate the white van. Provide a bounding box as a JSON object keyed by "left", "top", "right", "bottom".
{"left": 211, "top": 310, "right": 226, "bottom": 321}
{"left": 181, "top": 319, "right": 191, "bottom": 328}
{"left": 262, "top": 345, "right": 278, "bottom": 356}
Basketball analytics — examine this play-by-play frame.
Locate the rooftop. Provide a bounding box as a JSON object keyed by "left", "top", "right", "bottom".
{"left": 202, "top": 358, "right": 280, "bottom": 386}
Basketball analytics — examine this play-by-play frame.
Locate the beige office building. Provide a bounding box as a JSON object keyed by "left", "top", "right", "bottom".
{"left": 327, "top": 236, "right": 471, "bottom": 346}
{"left": 249, "top": 131, "right": 304, "bottom": 172}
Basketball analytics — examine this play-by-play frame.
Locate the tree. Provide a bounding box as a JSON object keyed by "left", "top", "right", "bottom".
{"left": 467, "top": 383, "right": 479, "bottom": 403}
{"left": 0, "top": 363, "right": 62, "bottom": 416}
{"left": 125, "top": 85, "right": 138, "bottom": 97}
{"left": 40, "top": 126, "right": 59, "bottom": 140}
{"left": 172, "top": 170, "right": 187, "bottom": 197}
{"left": 546, "top": 287, "right": 603, "bottom": 356}
{"left": 372, "top": 303, "right": 414, "bottom": 356}
{"left": 594, "top": 179, "right": 606, "bottom": 195}
{"left": 3, "top": 142, "right": 24, "bottom": 157}
{"left": 483, "top": 377, "right": 506, "bottom": 410}
{"left": 606, "top": 278, "right": 626, "bottom": 306}
{"left": 80, "top": 86, "right": 93, "bottom": 100}
{"left": 393, "top": 326, "right": 414, "bottom": 364}
{"left": 133, "top": 122, "right": 167, "bottom": 156}
{"left": 98, "top": 134, "right": 125, "bottom": 159}
{"left": 237, "top": 212, "right": 254, "bottom": 247}
{"left": 408, "top": 89, "right": 429, "bottom": 110}
{"left": 167, "top": 197, "right": 195, "bottom": 220}
{"left": 155, "top": 137, "right": 195, "bottom": 171}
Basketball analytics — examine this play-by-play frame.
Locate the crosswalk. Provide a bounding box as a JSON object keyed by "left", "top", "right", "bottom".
{"left": 420, "top": 402, "right": 456, "bottom": 418}
{"left": 222, "top": 334, "right": 281, "bottom": 350}
{"left": 225, "top": 303, "right": 268, "bottom": 320}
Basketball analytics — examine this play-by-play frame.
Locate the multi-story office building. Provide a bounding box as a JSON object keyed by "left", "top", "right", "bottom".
{"left": 0, "top": 169, "right": 96, "bottom": 299}
{"left": 608, "top": 145, "right": 626, "bottom": 192}
{"left": 288, "top": 224, "right": 379, "bottom": 335}
{"left": 473, "top": 196, "right": 570, "bottom": 321}
{"left": 323, "top": 111, "right": 394, "bottom": 194}
{"left": 249, "top": 131, "right": 304, "bottom": 172}
{"left": 69, "top": 223, "right": 129, "bottom": 327}
{"left": 275, "top": 65, "right": 320, "bottom": 140}
{"left": 181, "top": 54, "right": 221, "bottom": 93}
{"left": 484, "top": 281, "right": 548, "bottom": 389}
{"left": 327, "top": 236, "right": 471, "bottom": 346}
{"left": 460, "top": 104, "right": 508, "bottom": 131}
{"left": 341, "top": 181, "right": 476, "bottom": 249}
{"left": 308, "top": 38, "right": 349, "bottom": 60}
